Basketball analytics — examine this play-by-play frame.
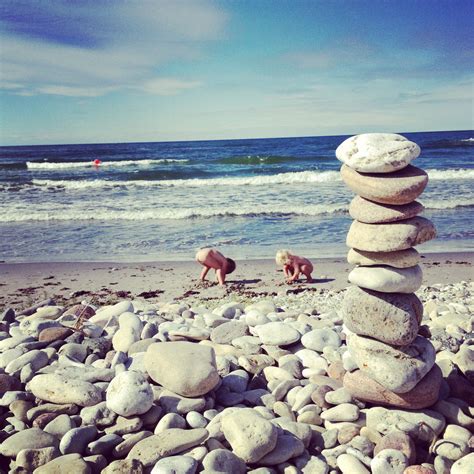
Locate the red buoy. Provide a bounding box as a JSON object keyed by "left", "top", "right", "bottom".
{"left": 93, "top": 159, "right": 101, "bottom": 166}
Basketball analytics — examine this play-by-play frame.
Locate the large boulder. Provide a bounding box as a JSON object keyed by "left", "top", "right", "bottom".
{"left": 145, "top": 342, "right": 219, "bottom": 397}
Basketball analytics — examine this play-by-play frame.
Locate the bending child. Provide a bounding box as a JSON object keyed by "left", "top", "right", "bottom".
{"left": 195, "top": 247, "right": 236, "bottom": 286}
{"left": 276, "top": 249, "right": 313, "bottom": 283}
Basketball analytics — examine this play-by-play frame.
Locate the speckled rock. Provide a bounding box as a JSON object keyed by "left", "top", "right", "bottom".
{"left": 347, "top": 248, "right": 421, "bottom": 268}
{"left": 341, "top": 164, "right": 428, "bottom": 205}
{"left": 202, "top": 448, "right": 247, "bottom": 473}
{"left": 343, "top": 286, "right": 422, "bottom": 345}
{"left": 33, "top": 453, "right": 91, "bottom": 473}
{"left": 347, "top": 217, "right": 436, "bottom": 252}
{"left": 348, "top": 335, "right": 436, "bottom": 393}
{"left": 343, "top": 366, "right": 442, "bottom": 409}
{"left": 0, "top": 428, "right": 58, "bottom": 457}
{"left": 349, "top": 196, "right": 424, "bottom": 223}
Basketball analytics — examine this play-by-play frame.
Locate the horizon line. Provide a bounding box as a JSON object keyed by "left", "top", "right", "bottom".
{"left": 0, "top": 128, "right": 472, "bottom": 148}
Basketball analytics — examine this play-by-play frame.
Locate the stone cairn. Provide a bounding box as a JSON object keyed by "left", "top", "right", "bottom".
{"left": 336, "top": 133, "right": 440, "bottom": 409}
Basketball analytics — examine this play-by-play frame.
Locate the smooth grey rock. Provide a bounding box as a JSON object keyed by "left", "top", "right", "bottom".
{"left": 347, "top": 248, "right": 421, "bottom": 268}
{"left": 348, "top": 265, "right": 423, "bottom": 293}
{"left": 301, "top": 328, "right": 341, "bottom": 352}
{"left": 371, "top": 448, "right": 408, "bottom": 474}
{"left": 202, "top": 448, "right": 246, "bottom": 473}
{"left": 59, "top": 425, "right": 98, "bottom": 454}
{"left": 254, "top": 322, "right": 301, "bottom": 346}
{"left": 151, "top": 455, "right": 197, "bottom": 473}
{"left": 347, "top": 216, "right": 436, "bottom": 252}
{"left": 0, "top": 428, "right": 58, "bottom": 457}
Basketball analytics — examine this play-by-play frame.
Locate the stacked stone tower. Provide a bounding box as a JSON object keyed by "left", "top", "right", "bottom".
{"left": 337, "top": 133, "right": 440, "bottom": 409}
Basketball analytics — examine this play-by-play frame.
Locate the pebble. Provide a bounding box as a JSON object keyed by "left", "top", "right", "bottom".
{"left": 254, "top": 322, "right": 301, "bottom": 346}
{"left": 34, "top": 453, "right": 91, "bottom": 473}
{"left": 371, "top": 448, "right": 409, "bottom": 474}
{"left": 106, "top": 370, "right": 153, "bottom": 416}
{"left": 301, "top": 328, "right": 341, "bottom": 352}
{"left": 320, "top": 403, "right": 360, "bottom": 422}
{"left": 0, "top": 428, "right": 58, "bottom": 457}
{"left": 151, "top": 455, "right": 198, "bottom": 473}
{"left": 337, "top": 453, "right": 370, "bottom": 474}
{"left": 202, "top": 448, "right": 247, "bottom": 473}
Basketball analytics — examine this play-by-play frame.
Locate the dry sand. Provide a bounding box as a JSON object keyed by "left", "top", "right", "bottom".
{"left": 1, "top": 252, "right": 472, "bottom": 310}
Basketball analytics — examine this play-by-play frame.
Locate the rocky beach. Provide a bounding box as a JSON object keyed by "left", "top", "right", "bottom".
{"left": 0, "top": 134, "right": 473, "bottom": 473}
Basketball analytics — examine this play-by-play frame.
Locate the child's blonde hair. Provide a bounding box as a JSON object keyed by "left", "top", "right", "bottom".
{"left": 275, "top": 249, "right": 292, "bottom": 266}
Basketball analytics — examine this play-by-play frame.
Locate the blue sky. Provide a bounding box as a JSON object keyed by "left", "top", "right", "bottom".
{"left": 0, "top": 0, "right": 473, "bottom": 145}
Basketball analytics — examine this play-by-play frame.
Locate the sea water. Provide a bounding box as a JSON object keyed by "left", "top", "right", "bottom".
{"left": 0, "top": 131, "right": 473, "bottom": 262}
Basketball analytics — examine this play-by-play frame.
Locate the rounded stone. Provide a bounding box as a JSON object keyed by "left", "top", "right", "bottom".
{"left": 103, "top": 459, "right": 144, "bottom": 473}
{"left": 320, "top": 403, "right": 360, "bottom": 422}
{"left": 347, "top": 248, "right": 420, "bottom": 268}
{"left": 254, "top": 322, "right": 301, "bottom": 346}
{"left": 347, "top": 217, "right": 436, "bottom": 252}
{"left": 301, "top": 328, "right": 341, "bottom": 352}
{"left": 337, "top": 453, "right": 370, "bottom": 474}
{"left": 202, "top": 448, "right": 246, "bottom": 474}
{"left": 348, "top": 335, "right": 436, "bottom": 393}
{"left": 336, "top": 133, "right": 420, "bottom": 173}
{"left": 349, "top": 196, "right": 424, "bottom": 224}
{"left": 343, "top": 366, "right": 442, "bottom": 409}
{"left": 32, "top": 453, "right": 90, "bottom": 474}
{"left": 0, "top": 428, "right": 59, "bottom": 457}
{"left": 38, "top": 327, "right": 74, "bottom": 343}
{"left": 28, "top": 374, "right": 102, "bottom": 407}
{"left": 210, "top": 321, "right": 248, "bottom": 344}
{"left": 221, "top": 408, "right": 278, "bottom": 463}
{"left": 371, "top": 448, "right": 409, "bottom": 474}
{"left": 145, "top": 342, "right": 220, "bottom": 397}
{"left": 348, "top": 265, "right": 423, "bottom": 293}
{"left": 343, "top": 286, "right": 422, "bottom": 345}
{"left": 374, "top": 431, "right": 416, "bottom": 464}
{"left": 151, "top": 455, "right": 197, "bottom": 473}
{"left": 341, "top": 164, "right": 428, "bottom": 205}
{"left": 106, "top": 371, "right": 153, "bottom": 417}
{"left": 0, "top": 373, "right": 22, "bottom": 394}
{"left": 451, "top": 453, "right": 474, "bottom": 474}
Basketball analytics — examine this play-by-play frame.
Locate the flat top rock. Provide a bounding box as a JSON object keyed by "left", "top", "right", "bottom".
{"left": 347, "top": 248, "right": 420, "bottom": 268}
{"left": 336, "top": 133, "right": 420, "bottom": 173}
{"left": 0, "top": 428, "right": 59, "bottom": 457}
{"left": 341, "top": 164, "right": 428, "bottom": 205}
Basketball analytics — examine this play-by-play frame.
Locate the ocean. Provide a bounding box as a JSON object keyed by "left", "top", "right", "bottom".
{"left": 1, "top": 130, "right": 473, "bottom": 263}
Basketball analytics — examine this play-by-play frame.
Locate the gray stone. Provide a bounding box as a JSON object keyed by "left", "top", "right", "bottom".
{"left": 151, "top": 455, "right": 197, "bottom": 473}
{"left": 343, "top": 286, "right": 422, "bottom": 345}
{"left": 347, "top": 216, "right": 436, "bottom": 252}
{"left": 341, "top": 164, "right": 428, "bottom": 205}
{"left": 59, "top": 425, "right": 98, "bottom": 454}
{"left": 347, "top": 248, "right": 421, "bottom": 268}
{"left": 301, "top": 328, "right": 341, "bottom": 352}
{"left": 254, "top": 322, "right": 301, "bottom": 346}
{"left": 202, "top": 448, "right": 246, "bottom": 473}
{"left": 0, "top": 428, "right": 58, "bottom": 457}
{"left": 210, "top": 321, "right": 248, "bottom": 344}
{"left": 371, "top": 448, "right": 408, "bottom": 474}
{"left": 348, "top": 335, "right": 436, "bottom": 393}
{"left": 348, "top": 265, "right": 423, "bottom": 293}
{"left": 33, "top": 453, "right": 91, "bottom": 473}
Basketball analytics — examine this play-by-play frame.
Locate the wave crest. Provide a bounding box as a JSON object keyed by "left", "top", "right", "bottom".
{"left": 26, "top": 158, "right": 188, "bottom": 169}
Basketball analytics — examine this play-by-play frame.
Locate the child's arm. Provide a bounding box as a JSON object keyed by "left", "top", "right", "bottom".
{"left": 288, "top": 263, "right": 301, "bottom": 282}
{"left": 216, "top": 268, "right": 226, "bottom": 286}
{"left": 199, "top": 266, "right": 210, "bottom": 281}
{"left": 283, "top": 264, "right": 291, "bottom": 278}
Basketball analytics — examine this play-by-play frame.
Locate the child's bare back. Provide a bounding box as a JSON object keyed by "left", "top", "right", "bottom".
{"left": 195, "top": 248, "right": 236, "bottom": 286}
{"left": 276, "top": 249, "right": 313, "bottom": 283}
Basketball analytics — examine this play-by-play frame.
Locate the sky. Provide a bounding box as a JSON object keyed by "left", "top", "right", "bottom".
{"left": 0, "top": 0, "right": 473, "bottom": 145}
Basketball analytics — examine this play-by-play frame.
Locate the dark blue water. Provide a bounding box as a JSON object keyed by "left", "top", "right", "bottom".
{"left": 0, "top": 130, "right": 473, "bottom": 262}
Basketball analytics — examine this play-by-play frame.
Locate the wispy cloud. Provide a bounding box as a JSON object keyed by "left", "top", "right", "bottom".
{"left": 0, "top": 1, "right": 227, "bottom": 97}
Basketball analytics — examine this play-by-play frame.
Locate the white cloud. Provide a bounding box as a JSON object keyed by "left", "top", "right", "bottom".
{"left": 0, "top": 1, "right": 227, "bottom": 97}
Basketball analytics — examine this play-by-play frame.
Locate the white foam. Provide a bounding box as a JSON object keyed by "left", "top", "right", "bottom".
{"left": 0, "top": 203, "right": 348, "bottom": 222}
{"left": 26, "top": 158, "right": 188, "bottom": 169}
{"left": 460, "top": 138, "right": 474, "bottom": 142}
{"left": 422, "top": 197, "right": 474, "bottom": 210}
{"left": 427, "top": 168, "right": 474, "bottom": 180}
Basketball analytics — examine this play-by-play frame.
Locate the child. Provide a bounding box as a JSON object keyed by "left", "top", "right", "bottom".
{"left": 276, "top": 249, "right": 313, "bottom": 283}
{"left": 195, "top": 247, "right": 236, "bottom": 286}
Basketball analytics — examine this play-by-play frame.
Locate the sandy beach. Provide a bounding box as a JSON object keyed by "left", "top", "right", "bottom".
{"left": 1, "top": 251, "right": 472, "bottom": 310}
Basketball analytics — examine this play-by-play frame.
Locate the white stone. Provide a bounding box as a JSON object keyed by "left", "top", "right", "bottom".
{"left": 336, "top": 133, "right": 420, "bottom": 173}
{"left": 90, "top": 301, "right": 134, "bottom": 328}
{"left": 28, "top": 374, "right": 102, "bottom": 407}
{"left": 371, "top": 448, "right": 408, "bottom": 474}
{"left": 295, "top": 349, "right": 328, "bottom": 371}
{"left": 301, "top": 329, "right": 341, "bottom": 352}
{"left": 151, "top": 455, "right": 198, "bottom": 474}
{"left": 451, "top": 453, "right": 474, "bottom": 474}
{"left": 106, "top": 371, "right": 153, "bottom": 417}
{"left": 348, "top": 265, "right": 423, "bottom": 293}
{"left": 337, "top": 453, "right": 370, "bottom": 474}
{"left": 254, "top": 322, "right": 301, "bottom": 346}
{"left": 320, "top": 403, "right": 359, "bottom": 422}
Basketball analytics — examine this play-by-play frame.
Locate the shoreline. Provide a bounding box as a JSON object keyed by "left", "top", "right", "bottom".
{"left": 1, "top": 251, "right": 472, "bottom": 310}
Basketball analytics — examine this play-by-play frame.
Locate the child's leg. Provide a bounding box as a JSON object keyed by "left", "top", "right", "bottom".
{"left": 301, "top": 265, "right": 313, "bottom": 282}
